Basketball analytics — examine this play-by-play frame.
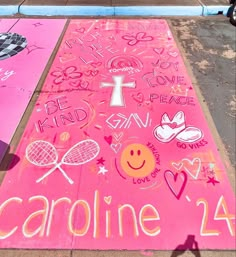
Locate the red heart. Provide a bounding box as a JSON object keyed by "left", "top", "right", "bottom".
{"left": 104, "top": 136, "right": 112, "bottom": 145}
{"left": 132, "top": 93, "right": 144, "bottom": 103}
{"left": 164, "top": 170, "right": 188, "bottom": 199}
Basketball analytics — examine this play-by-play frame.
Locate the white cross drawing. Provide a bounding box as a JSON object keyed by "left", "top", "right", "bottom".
{"left": 100, "top": 76, "right": 136, "bottom": 106}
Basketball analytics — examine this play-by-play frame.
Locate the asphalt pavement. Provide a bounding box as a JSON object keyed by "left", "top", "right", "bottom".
{"left": 170, "top": 16, "right": 236, "bottom": 173}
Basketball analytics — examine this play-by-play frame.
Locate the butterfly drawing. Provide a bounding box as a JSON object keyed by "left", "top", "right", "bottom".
{"left": 50, "top": 66, "right": 82, "bottom": 85}
{"left": 122, "top": 32, "right": 154, "bottom": 46}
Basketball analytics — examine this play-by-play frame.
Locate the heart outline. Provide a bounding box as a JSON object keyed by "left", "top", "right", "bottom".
{"left": 60, "top": 53, "right": 76, "bottom": 63}
{"left": 168, "top": 50, "right": 178, "bottom": 58}
{"left": 111, "top": 143, "right": 122, "bottom": 153}
{"left": 76, "top": 27, "right": 85, "bottom": 33}
{"left": 164, "top": 170, "right": 188, "bottom": 200}
{"left": 84, "top": 70, "right": 99, "bottom": 77}
{"left": 104, "top": 196, "right": 112, "bottom": 205}
{"left": 172, "top": 162, "right": 183, "bottom": 171}
{"left": 91, "top": 62, "right": 102, "bottom": 68}
{"left": 182, "top": 158, "right": 201, "bottom": 180}
{"left": 113, "top": 132, "right": 124, "bottom": 142}
{"left": 132, "top": 92, "right": 144, "bottom": 103}
{"left": 153, "top": 47, "right": 164, "bottom": 55}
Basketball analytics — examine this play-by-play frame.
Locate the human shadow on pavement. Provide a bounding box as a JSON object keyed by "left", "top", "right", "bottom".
{"left": 0, "top": 140, "right": 20, "bottom": 171}
{"left": 171, "top": 235, "right": 201, "bottom": 257}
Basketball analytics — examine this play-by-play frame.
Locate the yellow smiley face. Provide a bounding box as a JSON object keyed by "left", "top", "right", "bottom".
{"left": 120, "top": 143, "right": 155, "bottom": 178}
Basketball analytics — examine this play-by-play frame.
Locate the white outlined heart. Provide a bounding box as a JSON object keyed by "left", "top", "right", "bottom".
{"left": 182, "top": 158, "right": 201, "bottom": 180}
{"left": 113, "top": 132, "right": 124, "bottom": 142}
{"left": 104, "top": 196, "right": 112, "bottom": 205}
{"left": 172, "top": 162, "right": 183, "bottom": 171}
{"left": 111, "top": 143, "right": 122, "bottom": 153}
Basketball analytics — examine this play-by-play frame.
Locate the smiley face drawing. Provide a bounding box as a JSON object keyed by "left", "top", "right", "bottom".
{"left": 120, "top": 143, "right": 156, "bottom": 178}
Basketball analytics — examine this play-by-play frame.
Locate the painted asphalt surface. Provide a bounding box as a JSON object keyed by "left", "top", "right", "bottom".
{"left": 0, "top": 15, "right": 235, "bottom": 257}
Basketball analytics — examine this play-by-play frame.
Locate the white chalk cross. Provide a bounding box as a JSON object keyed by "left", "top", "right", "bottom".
{"left": 101, "top": 76, "right": 136, "bottom": 106}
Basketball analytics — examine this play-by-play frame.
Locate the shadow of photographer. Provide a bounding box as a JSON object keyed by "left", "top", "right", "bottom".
{"left": 171, "top": 235, "right": 201, "bottom": 257}
{"left": 0, "top": 140, "right": 20, "bottom": 172}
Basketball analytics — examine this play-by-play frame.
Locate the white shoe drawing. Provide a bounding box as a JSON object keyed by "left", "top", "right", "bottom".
{"left": 176, "top": 126, "right": 203, "bottom": 143}
{"left": 153, "top": 111, "right": 186, "bottom": 143}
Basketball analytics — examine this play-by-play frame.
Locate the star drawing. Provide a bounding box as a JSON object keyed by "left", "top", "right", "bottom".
{"left": 98, "top": 166, "right": 108, "bottom": 175}
{"left": 97, "top": 157, "right": 105, "bottom": 165}
{"left": 207, "top": 176, "right": 220, "bottom": 186}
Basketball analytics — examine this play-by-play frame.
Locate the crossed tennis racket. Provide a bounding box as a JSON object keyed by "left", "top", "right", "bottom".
{"left": 26, "top": 139, "right": 100, "bottom": 184}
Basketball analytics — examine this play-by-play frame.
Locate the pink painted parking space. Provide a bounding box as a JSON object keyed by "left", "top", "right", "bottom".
{"left": 0, "top": 19, "right": 235, "bottom": 250}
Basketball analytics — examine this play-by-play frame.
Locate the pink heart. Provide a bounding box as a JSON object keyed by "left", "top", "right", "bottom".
{"left": 168, "top": 50, "right": 178, "bottom": 58}
{"left": 144, "top": 101, "right": 153, "bottom": 110}
{"left": 69, "top": 80, "right": 80, "bottom": 87}
{"left": 59, "top": 53, "right": 76, "bottom": 63}
{"left": 160, "top": 62, "right": 171, "bottom": 69}
{"left": 80, "top": 80, "right": 89, "bottom": 89}
{"left": 164, "top": 170, "right": 188, "bottom": 199}
{"left": 153, "top": 47, "right": 164, "bottom": 55}
{"left": 104, "top": 136, "right": 112, "bottom": 145}
{"left": 132, "top": 92, "right": 144, "bottom": 103}
{"left": 84, "top": 70, "right": 91, "bottom": 76}
{"left": 84, "top": 70, "right": 99, "bottom": 77}
{"left": 69, "top": 80, "right": 89, "bottom": 89}
{"left": 91, "top": 70, "right": 99, "bottom": 76}
{"left": 76, "top": 27, "right": 85, "bottom": 33}
{"left": 168, "top": 122, "right": 177, "bottom": 129}
{"left": 91, "top": 62, "right": 102, "bottom": 68}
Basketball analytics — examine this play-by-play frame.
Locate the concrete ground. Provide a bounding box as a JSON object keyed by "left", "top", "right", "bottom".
{"left": 0, "top": 15, "right": 235, "bottom": 257}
